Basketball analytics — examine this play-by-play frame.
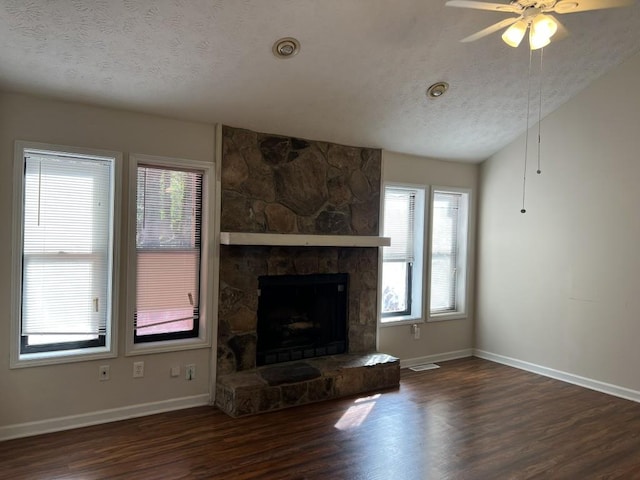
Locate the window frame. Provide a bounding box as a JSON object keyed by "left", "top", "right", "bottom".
{"left": 10, "top": 141, "right": 122, "bottom": 368}
{"left": 125, "top": 153, "right": 214, "bottom": 356}
{"left": 427, "top": 186, "right": 471, "bottom": 322}
{"left": 379, "top": 183, "right": 427, "bottom": 326}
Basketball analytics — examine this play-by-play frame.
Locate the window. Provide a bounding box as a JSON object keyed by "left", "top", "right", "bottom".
{"left": 127, "top": 155, "right": 212, "bottom": 353}
{"left": 381, "top": 185, "right": 426, "bottom": 323}
{"left": 12, "top": 142, "right": 119, "bottom": 366}
{"left": 429, "top": 188, "right": 470, "bottom": 319}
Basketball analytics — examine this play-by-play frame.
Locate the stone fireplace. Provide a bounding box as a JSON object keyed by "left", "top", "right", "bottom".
{"left": 215, "top": 126, "right": 399, "bottom": 417}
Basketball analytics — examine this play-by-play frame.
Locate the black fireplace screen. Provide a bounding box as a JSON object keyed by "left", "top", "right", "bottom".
{"left": 256, "top": 273, "right": 348, "bottom": 366}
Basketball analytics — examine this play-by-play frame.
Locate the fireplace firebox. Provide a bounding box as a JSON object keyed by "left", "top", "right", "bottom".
{"left": 256, "top": 273, "right": 348, "bottom": 366}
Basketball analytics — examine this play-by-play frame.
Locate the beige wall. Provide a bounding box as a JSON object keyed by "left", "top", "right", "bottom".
{"left": 378, "top": 151, "right": 479, "bottom": 361}
{"left": 476, "top": 51, "right": 640, "bottom": 390}
{"left": 0, "top": 92, "right": 215, "bottom": 429}
{"left": 0, "top": 91, "right": 481, "bottom": 431}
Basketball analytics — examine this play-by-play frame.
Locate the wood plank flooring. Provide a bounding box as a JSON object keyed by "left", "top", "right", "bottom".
{"left": 2, "top": 357, "right": 640, "bottom": 479}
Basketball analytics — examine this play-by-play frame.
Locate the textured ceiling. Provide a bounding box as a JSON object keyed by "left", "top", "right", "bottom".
{"left": 1, "top": 0, "right": 639, "bottom": 162}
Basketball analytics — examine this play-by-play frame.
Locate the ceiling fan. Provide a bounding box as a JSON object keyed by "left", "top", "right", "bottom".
{"left": 446, "top": 0, "right": 634, "bottom": 49}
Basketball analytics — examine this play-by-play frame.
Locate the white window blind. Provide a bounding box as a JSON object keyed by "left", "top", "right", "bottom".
{"left": 383, "top": 187, "right": 416, "bottom": 263}
{"left": 134, "top": 165, "right": 202, "bottom": 340}
{"left": 381, "top": 186, "right": 421, "bottom": 318}
{"left": 21, "top": 151, "right": 114, "bottom": 349}
{"left": 430, "top": 191, "right": 461, "bottom": 314}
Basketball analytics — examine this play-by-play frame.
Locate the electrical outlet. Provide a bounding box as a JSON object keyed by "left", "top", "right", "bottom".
{"left": 133, "top": 361, "right": 144, "bottom": 378}
{"left": 412, "top": 324, "right": 421, "bottom": 340}
{"left": 185, "top": 364, "right": 196, "bottom": 381}
{"left": 99, "top": 365, "right": 110, "bottom": 381}
{"left": 170, "top": 366, "right": 180, "bottom": 377}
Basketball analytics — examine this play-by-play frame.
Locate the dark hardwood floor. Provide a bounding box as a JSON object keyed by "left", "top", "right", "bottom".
{"left": 2, "top": 357, "right": 640, "bottom": 479}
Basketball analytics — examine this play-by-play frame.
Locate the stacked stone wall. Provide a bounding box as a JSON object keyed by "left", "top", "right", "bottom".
{"left": 217, "top": 125, "right": 383, "bottom": 377}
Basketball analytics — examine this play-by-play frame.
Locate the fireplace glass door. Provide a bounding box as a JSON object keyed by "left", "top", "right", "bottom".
{"left": 256, "top": 273, "right": 348, "bottom": 366}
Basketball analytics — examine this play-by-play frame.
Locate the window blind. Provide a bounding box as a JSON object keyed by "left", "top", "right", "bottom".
{"left": 383, "top": 187, "right": 416, "bottom": 263}
{"left": 430, "top": 191, "right": 461, "bottom": 313}
{"left": 21, "top": 152, "right": 113, "bottom": 345}
{"left": 134, "top": 165, "right": 202, "bottom": 339}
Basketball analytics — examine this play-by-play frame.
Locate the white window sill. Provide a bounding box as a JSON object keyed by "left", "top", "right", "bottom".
{"left": 380, "top": 316, "right": 425, "bottom": 327}
{"left": 11, "top": 347, "right": 116, "bottom": 369}
{"left": 428, "top": 312, "right": 467, "bottom": 322}
{"left": 125, "top": 336, "right": 211, "bottom": 356}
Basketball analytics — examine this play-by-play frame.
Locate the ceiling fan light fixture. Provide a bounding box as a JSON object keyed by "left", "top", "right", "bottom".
{"left": 502, "top": 20, "right": 528, "bottom": 48}
{"left": 447, "top": 0, "right": 634, "bottom": 49}
{"left": 531, "top": 14, "right": 558, "bottom": 39}
{"left": 529, "top": 27, "right": 551, "bottom": 50}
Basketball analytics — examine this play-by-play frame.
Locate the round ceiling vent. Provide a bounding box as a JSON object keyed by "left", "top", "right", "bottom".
{"left": 426, "top": 82, "right": 449, "bottom": 99}
{"left": 273, "top": 37, "right": 300, "bottom": 59}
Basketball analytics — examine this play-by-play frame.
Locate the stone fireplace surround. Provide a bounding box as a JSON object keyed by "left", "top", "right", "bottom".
{"left": 215, "top": 126, "right": 399, "bottom": 417}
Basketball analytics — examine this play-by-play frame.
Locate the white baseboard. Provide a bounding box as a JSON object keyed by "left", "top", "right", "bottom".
{"left": 0, "top": 394, "right": 211, "bottom": 442}
{"left": 474, "top": 349, "right": 640, "bottom": 404}
{"left": 400, "top": 348, "right": 473, "bottom": 369}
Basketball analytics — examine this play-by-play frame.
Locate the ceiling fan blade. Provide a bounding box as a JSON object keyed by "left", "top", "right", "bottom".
{"left": 553, "top": 0, "right": 634, "bottom": 14}
{"left": 445, "top": 1, "right": 522, "bottom": 13}
{"left": 461, "top": 17, "right": 520, "bottom": 42}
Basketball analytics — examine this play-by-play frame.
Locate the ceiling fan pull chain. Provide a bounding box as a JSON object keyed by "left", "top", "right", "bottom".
{"left": 537, "top": 47, "right": 544, "bottom": 175}
{"left": 521, "top": 48, "right": 533, "bottom": 214}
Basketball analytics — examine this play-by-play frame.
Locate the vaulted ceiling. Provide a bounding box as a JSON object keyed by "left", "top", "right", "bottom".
{"left": 1, "top": 0, "right": 639, "bottom": 162}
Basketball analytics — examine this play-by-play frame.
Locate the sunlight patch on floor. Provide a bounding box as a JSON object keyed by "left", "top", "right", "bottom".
{"left": 334, "top": 394, "right": 380, "bottom": 430}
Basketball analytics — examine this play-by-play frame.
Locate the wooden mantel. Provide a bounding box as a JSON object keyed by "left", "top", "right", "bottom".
{"left": 219, "top": 232, "right": 390, "bottom": 248}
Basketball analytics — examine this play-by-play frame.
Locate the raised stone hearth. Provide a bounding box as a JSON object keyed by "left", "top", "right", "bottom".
{"left": 216, "top": 353, "right": 400, "bottom": 417}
